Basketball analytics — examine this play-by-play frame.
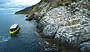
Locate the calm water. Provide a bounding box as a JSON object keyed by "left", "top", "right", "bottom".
{"left": 0, "top": 0, "right": 59, "bottom": 52}
{"left": 0, "top": 14, "right": 39, "bottom": 52}
{"left": 0, "top": 14, "right": 59, "bottom": 52}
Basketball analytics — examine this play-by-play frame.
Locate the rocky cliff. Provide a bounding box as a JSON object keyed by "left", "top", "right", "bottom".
{"left": 15, "top": 0, "right": 82, "bottom": 14}
{"left": 15, "top": 0, "right": 90, "bottom": 52}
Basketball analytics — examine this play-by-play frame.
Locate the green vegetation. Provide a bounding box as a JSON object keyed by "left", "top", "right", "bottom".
{"left": 72, "top": 0, "right": 77, "bottom": 2}
{"left": 15, "top": 0, "right": 49, "bottom": 14}
{"left": 15, "top": 7, "right": 33, "bottom": 14}
{"left": 15, "top": 0, "right": 80, "bottom": 14}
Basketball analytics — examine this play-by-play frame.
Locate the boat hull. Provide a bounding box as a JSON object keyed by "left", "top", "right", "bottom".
{"left": 9, "top": 26, "right": 20, "bottom": 35}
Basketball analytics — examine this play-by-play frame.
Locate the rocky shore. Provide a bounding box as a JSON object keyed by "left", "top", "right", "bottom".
{"left": 15, "top": 0, "right": 90, "bottom": 52}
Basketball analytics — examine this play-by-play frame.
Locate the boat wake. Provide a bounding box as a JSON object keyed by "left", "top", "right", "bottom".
{"left": 0, "top": 34, "right": 11, "bottom": 42}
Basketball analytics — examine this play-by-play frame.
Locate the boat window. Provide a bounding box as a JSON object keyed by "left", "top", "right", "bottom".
{"left": 10, "top": 29, "right": 13, "bottom": 31}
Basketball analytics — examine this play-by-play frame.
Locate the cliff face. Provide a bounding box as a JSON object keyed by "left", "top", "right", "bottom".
{"left": 15, "top": 0, "right": 90, "bottom": 15}
{"left": 15, "top": 0, "right": 81, "bottom": 14}
{"left": 15, "top": 0, "right": 90, "bottom": 52}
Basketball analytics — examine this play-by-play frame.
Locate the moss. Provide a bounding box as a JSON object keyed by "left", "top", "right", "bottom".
{"left": 72, "top": 19, "right": 80, "bottom": 25}
{"left": 82, "top": 11, "right": 86, "bottom": 14}
{"left": 54, "top": 2, "right": 60, "bottom": 8}
{"left": 59, "top": 0, "right": 63, "bottom": 5}
{"left": 83, "top": 24, "right": 89, "bottom": 27}
{"left": 80, "top": 24, "right": 89, "bottom": 27}
{"left": 29, "top": 10, "right": 34, "bottom": 14}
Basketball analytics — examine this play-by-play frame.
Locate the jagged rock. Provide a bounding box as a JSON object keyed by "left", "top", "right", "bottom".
{"left": 15, "top": 0, "right": 90, "bottom": 51}
{"left": 38, "top": 2, "right": 90, "bottom": 50}
{"left": 55, "top": 27, "right": 79, "bottom": 47}
{"left": 25, "top": 15, "right": 33, "bottom": 21}
{"left": 36, "top": 1, "right": 90, "bottom": 51}
{"left": 25, "top": 13, "right": 42, "bottom": 21}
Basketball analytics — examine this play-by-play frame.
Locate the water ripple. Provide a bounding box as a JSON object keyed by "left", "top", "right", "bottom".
{"left": 0, "top": 34, "right": 11, "bottom": 42}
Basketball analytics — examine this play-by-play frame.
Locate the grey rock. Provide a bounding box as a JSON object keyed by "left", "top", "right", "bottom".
{"left": 43, "top": 24, "right": 58, "bottom": 38}
{"left": 80, "top": 41, "right": 90, "bottom": 52}
{"left": 35, "top": 1, "right": 90, "bottom": 51}
{"left": 39, "top": 5, "right": 90, "bottom": 48}
{"left": 25, "top": 15, "right": 33, "bottom": 21}
{"left": 55, "top": 27, "right": 79, "bottom": 47}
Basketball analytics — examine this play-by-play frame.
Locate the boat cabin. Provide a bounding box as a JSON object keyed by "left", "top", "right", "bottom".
{"left": 10, "top": 24, "right": 19, "bottom": 31}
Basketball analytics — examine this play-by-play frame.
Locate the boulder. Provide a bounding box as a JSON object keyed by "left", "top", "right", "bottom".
{"left": 43, "top": 24, "right": 58, "bottom": 38}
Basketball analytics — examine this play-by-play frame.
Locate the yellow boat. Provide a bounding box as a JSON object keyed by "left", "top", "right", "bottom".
{"left": 9, "top": 24, "right": 20, "bottom": 34}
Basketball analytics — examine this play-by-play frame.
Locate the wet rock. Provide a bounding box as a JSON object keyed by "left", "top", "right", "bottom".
{"left": 25, "top": 15, "right": 33, "bottom": 21}
{"left": 43, "top": 46, "right": 59, "bottom": 52}
{"left": 32, "top": 13, "right": 42, "bottom": 21}
{"left": 80, "top": 41, "right": 90, "bottom": 52}
{"left": 25, "top": 13, "right": 42, "bottom": 21}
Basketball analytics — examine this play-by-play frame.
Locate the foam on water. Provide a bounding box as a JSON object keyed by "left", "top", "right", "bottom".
{"left": 0, "top": 34, "right": 11, "bottom": 42}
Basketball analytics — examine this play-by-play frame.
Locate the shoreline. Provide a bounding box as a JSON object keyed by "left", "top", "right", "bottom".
{"left": 15, "top": 0, "right": 90, "bottom": 52}
{"left": 36, "top": 25, "right": 80, "bottom": 52}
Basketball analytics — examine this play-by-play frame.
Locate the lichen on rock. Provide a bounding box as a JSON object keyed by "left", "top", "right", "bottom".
{"left": 37, "top": 1, "right": 90, "bottom": 51}
{"left": 15, "top": 0, "right": 90, "bottom": 52}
